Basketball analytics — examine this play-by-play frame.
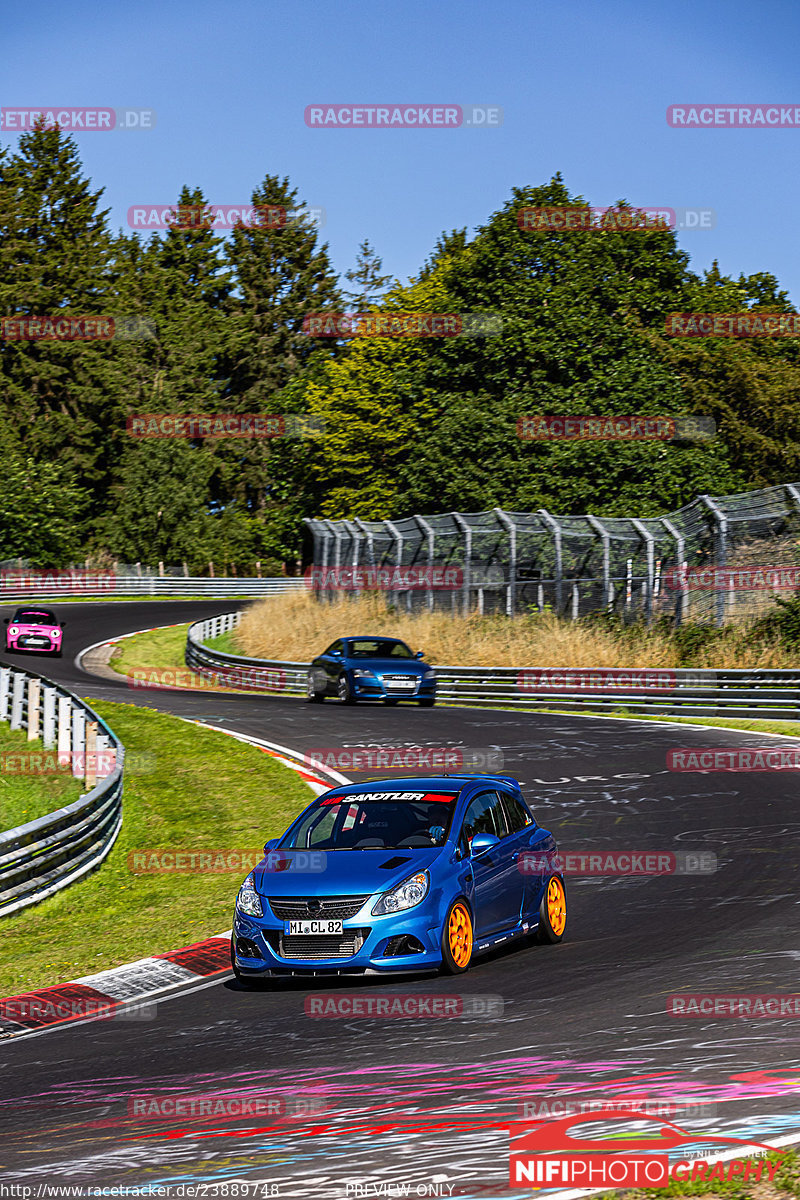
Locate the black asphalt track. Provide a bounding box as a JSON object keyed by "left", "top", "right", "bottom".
{"left": 1, "top": 601, "right": 799, "bottom": 1197}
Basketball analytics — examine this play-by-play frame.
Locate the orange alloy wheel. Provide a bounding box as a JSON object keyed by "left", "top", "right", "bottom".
{"left": 448, "top": 902, "right": 473, "bottom": 968}
{"left": 547, "top": 877, "right": 567, "bottom": 936}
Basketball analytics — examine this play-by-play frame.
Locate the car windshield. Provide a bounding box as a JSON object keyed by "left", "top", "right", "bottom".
{"left": 281, "top": 791, "right": 458, "bottom": 850}
{"left": 14, "top": 610, "right": 56, "bottom": 624}
{"left": 346, "top": 639, "right": 414, "bottom": 659}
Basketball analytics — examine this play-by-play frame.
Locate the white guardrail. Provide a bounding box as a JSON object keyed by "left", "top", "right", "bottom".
{"left": 0, "top": 667, "right": 124, "bottom": 918}
{"left": 185, "top": 612, "right": 800, "bottom": 721}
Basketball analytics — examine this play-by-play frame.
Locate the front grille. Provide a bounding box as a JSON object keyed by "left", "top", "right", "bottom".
{"left": 266, "top": 894, "right": 370, "bottom": 920}
{"left": 382, "top": 674, "right": 418, "bottom": 690}
{"left": 278, "top": 929, "right": 369, "bottom": 960}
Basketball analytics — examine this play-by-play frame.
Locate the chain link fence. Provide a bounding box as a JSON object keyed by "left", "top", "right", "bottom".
{"left": 304, "top": 483, "right": 800, "bottom": 625}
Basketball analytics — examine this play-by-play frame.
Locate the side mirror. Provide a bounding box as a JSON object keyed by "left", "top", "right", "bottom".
{"left": 415, "top": 649, "right": 425, "bottom": 659}
{"left": 60, "top": 621, "right": 67, "bottom": 628}
{"left": 331, "top": 649, "right": 342, "bottom": 657}
{"left": 2, "top": 618, "right": 7, "bottom": 625}
{"left": 263, "top": 838, "right": 278, "bottom": 854}
{"left": 470, "top": 833, "right": 500, "bottom": 856}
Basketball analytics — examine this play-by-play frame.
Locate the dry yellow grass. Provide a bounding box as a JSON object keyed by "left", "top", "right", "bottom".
{"left": 233, "top": 591, "right": 794, "bottom": 668}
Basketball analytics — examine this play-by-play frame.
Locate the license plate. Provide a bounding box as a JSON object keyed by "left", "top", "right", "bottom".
{"left": 25, "top": 638, "right": 47, "bottom": 646}
{"left": 385, "top": 679, "right": 415, "bottom": 689}
{"left": 285, "top": 919, "right": 343, "bottom": 936}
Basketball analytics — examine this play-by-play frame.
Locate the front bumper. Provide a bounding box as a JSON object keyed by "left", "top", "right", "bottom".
{"left": 350, "top": 673, "right": 436, "bottom": 701}
{"left": 233, "top": 903, "right": 444, "bottom": 976}
{"left": 7, "top": 637, "right": 60, "bottom": 653}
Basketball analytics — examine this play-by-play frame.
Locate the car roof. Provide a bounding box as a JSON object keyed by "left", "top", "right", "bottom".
{"left": 14, "top": 608, "right": 57, "bottom": 620}
{"left": 342, "top": 635, "right": 408, "bottom": 643}
{"left": 320, "top": 774, "right": 521, "bottom": 799}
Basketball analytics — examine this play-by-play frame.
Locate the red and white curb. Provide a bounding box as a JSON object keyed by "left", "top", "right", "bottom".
{"left": 0, "top": 723, "right": 349, "bottom": 1040}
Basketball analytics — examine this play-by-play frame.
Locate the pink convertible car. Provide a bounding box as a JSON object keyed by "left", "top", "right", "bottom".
{"left": 4, "top": 607, "right": 65, "bottom": 657}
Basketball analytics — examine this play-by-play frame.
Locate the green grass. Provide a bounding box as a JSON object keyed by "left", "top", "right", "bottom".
{"left": 0, "top": 723, "right": 85, "bottom": 832}
{"left": 205, "top": 630, "right": 239, "bottom": 655}
{"left": 0, "top": 699, "right": 314, "bottom": 997}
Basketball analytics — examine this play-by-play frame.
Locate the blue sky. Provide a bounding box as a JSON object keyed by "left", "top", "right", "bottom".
{"left": 4, "top": 0, "right": 800, "bottom": 301}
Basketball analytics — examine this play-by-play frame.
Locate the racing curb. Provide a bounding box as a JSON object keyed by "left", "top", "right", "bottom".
{"left": 0, "top": 725, "right": 349, "bottom": 1040}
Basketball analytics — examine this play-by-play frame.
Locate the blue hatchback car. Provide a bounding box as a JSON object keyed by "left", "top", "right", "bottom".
{"left": 306, "top": 636, "right": 436, "bottom": 706}
{"left": 231, "top": 774, "right": 566, "bottom": 982}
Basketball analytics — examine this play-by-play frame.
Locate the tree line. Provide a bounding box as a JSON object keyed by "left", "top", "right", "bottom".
{"left": 2, "top": 123, "right": 799, "bottom": 570}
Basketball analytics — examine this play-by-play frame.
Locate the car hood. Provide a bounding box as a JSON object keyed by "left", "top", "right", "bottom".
{"left": 253, "top": 846, "right": 446, "bottom": 896}
{"left": 346, "top": 658, "right": 429, "bottom": 673}
{"left": 14, "top": 623, "right": 57, "bottom": 633}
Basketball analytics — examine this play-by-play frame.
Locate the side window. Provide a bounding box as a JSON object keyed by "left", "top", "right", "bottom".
{"left": 502, "top": 791, "right": 534, "bottom": 833}
{"left": 461, "top": 791, "right": 509, "bottom": 845}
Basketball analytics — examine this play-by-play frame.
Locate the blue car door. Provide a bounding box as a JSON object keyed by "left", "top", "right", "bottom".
{"left": 461, "top": 790, "right": 525, "bottom": 937}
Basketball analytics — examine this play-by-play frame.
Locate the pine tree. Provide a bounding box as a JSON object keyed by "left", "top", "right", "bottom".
{"left": 343, "top": 239, "right": 393, "bottom": 307}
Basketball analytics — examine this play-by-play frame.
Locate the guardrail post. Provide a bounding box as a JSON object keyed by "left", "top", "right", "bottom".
{"left": 58, "top": 695, "right": 72, "bottom": 767}
{"left": 71, "top": 706, "right": 86, "bottom": 779}
{"left": 85, "top": 721, "right": 97, "bottom": 791}
{"left": 10, "top": 673, "right": 25, "bottom": 731}
{"left": 384, "top": 519, "right": 404, "bottom": 609}
{"left": 414, "top": 515, "right": 436, "bottom": 612}
{"left": 0, "top": 667, "right": 10, "bottom": 722}
{"left": 42, "top": 686, "right": 57, "bottom": 748}
{"left": 27, "top": 678, "right": 41, "bottom": 741}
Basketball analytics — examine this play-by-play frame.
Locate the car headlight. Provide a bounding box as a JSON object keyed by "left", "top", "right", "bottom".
{"left": 352, "top": 669, "right": 376, "bottom": 679}
{"left": 51, "top": 629, "right": 60, "bottom": 638}
{"left": 8, "top": 627, "right": 18, "bottom": 637}
{"left": 372, "top": 871, "right": 429, "bottom": 915}
{"left": 423, "top": 669, "right": 436, "bottom": 680}
{"left": 236, "top": 873, "right": 263, "bottom": 917}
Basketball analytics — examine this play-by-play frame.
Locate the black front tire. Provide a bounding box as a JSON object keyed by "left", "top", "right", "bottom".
{"left": 418, "top": 698, "right": 435, "bottom": 707}
{"left": 337, "top": 673, "right": 356, "bottom": 705}
{"left": 537, "top": 874, "right": 567, "bottom": 944}
{"left": 306, "top": 674, "right": 325, "bottom": 703}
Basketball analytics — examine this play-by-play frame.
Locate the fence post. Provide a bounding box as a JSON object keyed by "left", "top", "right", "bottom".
{"left": 630, "top": 519, "right": 655, "bottom": 624}
{"left": 71, "top": 706, "right": 86, "bottom": 779}
{"left": 586, "top": 516, "right": 612, "bottom": 612}
{"left": 10, "top": 673, "right": 25, "bottom": 731}
{"left": 57, "top": 696, "right": 72, "bottom": 766}
{"left": 42, "top": 686, "right": 57, "bottom": 749}
{"left": 494, "top": 508, "right": 516, "bottom": 617}
{"left": 384, "top": 520, "right": 404, "bottom": 609}
{"left": 539, "top": 510, "right": 564, "bottom": 614}
{"left": 27, "top": 678, "right": 41, "bottom": 741}
{"left": 700, "top": 494, "right": 728, "bottom": 627}
{"left": 661, "top": 517, "right": 686, "bottom": 626}
{"left": 452, "top": 514, "right": 472, "bottom": 617}
{"left": 414, "top": 515, "right": 435, "bottom": 612}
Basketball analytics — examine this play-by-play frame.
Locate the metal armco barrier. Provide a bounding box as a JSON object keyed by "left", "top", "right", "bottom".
{"left": 186, "top": 613, "right": 800, "bottom": 721}
{"left": 0, "top": 575, "right": 306, "bottom": 600}
{"left": 0, "top": 667, "right": 124, "bottom": 918}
